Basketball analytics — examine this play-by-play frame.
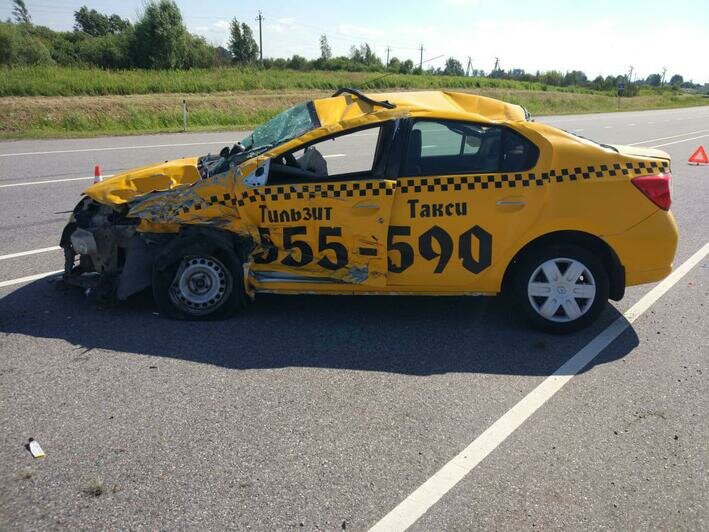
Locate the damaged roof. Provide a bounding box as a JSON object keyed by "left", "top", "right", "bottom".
{"left": 312, "top": 90, "right": 528, "bottom": 127}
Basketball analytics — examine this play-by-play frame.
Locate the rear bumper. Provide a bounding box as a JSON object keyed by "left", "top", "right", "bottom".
{"left": 603, "top": 210, "right": 679, "bottom": 287}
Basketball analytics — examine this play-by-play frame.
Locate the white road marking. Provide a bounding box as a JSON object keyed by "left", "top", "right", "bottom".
{"left": 422, "top": 145, "right": 438, "bottom": 149}
{"left": 650, "top": 133, "right": 709, "bottom": 148}
{"left": 323, "top": 154, "right": 346, "bottom": 159}
{"left": 0, "top": 175, "right": 114, "bottom": 188}
{"left": 573, "top": 128, "right": 584, "bottom": 132}
{"left": 628, "top": 123, "right": 636, "bottom": 126}
{"left": 603, "top": 126, "right": 613, "bottom": 129}
{"left": 0, "top": 140, "right": 236, "bottom": 158}
{"left": 0, "top": 270, "right": 64, "bottom": 289}
{"left": 627, "top": 128, "right": 709, "bottom": 146}
{"left": 0, "top": 246, "right": 61, "bottom": 261}
{"left": 369, "top": 241, "right": 709, "bottom": 532}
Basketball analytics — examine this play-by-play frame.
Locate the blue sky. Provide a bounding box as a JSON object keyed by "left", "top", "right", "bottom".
{"left": 3, "top": 0, "right": 707, "bottom": 82}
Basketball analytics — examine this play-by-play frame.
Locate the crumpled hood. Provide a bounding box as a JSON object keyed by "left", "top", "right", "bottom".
{"left": 609, "top": 144, "right": 671, "bottom": 162}
{"left": 84, "top": 157, "right": 201, "bottom": 206}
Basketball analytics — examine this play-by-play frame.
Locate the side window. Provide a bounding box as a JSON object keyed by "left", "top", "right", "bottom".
{"left": 403, "top": 120, "right": 538, "bottom": 176}
{"left": 267, "top": 125, "right": 385, "bottom": 184}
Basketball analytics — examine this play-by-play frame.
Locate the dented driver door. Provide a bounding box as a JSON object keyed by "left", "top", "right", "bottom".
{"left": 237, "top": 124, "right": 399, "bottom": 288}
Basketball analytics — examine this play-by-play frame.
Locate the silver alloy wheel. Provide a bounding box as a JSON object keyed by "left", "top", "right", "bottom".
{"left": 527, "top": 257, "right": 596, "bottom": 323}
{"left": 169, "top": 256, "right": 232, "bottom": 316}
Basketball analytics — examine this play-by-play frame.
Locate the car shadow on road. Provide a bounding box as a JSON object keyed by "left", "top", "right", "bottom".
{"left": 0, "top": 278, "right": 639, "bottom": 376}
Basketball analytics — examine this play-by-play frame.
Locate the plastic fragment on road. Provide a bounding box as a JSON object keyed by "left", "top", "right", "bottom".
{"left": 28, "top": 439, "right": 45, "bottom": 458}
{"left": 688, "top": 145, "right": 708, "bottom": 165}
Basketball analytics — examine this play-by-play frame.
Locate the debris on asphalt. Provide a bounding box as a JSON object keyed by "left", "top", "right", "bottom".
{"left": 82, "top": 476, "right": 104, "bottom": 497}
{"left": 27, "top": 438, "right": 45, "bottom": 458}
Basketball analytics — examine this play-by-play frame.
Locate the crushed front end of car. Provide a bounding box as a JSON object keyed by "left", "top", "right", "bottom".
{"left": 58, "top": 152, "right": 252, "bottom": 304}
{"left": 60, "top": 196, "right": 170, "bottom": 302}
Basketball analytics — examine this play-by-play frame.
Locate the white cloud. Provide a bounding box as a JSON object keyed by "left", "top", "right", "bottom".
{"left": 190, "top": 19, "right": 232, "bottom": 47}
{"left": 446, "top": 0, "right": 479, "bottom": 5}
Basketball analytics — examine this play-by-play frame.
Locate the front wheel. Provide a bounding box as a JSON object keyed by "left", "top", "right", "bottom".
{"left": 509, "top": 244, "right": 609, "bottom": 333}
{"left": 152, "top": 251, "right": 245, "bottom": 320}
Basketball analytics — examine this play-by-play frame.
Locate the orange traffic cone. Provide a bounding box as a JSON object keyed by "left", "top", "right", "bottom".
{"left": 93, "top": 164, "right": 103, "bottom": 183}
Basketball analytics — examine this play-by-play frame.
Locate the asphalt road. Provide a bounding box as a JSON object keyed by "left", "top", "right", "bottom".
{"left": 1, "top": 106, "right": 708, "bottom": 530}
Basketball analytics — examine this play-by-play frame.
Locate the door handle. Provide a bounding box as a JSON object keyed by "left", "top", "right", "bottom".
{"left": 496, "top": 195, "right": 526, "bottom": 206}
{"left": 351, "top": 200, "right": 380, "bottom": 216}
{"left": 352, "top": 201, "right": 380, "bottom": 210}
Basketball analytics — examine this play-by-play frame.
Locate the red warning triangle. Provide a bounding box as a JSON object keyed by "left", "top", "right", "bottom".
{"left": 688, "top": 145, "right": 708, "bottom": 164}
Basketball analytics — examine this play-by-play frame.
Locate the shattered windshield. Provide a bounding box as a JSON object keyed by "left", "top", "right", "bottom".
{"left": 241, "top": 102, "right": 319, "bottom": 152}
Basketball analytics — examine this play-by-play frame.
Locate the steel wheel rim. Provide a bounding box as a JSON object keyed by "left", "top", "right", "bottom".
{"left": 169, "top": 256, "right": 231, "bottom": 316}
{"left": 527, "top": 257, "right": 596, "bottom": 323}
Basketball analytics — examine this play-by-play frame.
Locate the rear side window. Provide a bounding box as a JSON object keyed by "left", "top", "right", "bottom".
{"left": 403, "top": 120, "right": 539, "bottom": 176}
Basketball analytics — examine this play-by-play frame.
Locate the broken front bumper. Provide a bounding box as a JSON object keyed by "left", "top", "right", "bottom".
{"left": 60, "top": 199, "right": 171, "bottom": 301}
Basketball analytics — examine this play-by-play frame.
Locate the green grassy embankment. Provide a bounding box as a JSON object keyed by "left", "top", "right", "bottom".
{"left": 1, "top": 67, "right": 707, "bottom": 139}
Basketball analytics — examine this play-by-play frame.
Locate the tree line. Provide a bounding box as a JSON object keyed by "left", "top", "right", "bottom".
{"left": 1, "top": 0, "right": 703, "bottom": 94}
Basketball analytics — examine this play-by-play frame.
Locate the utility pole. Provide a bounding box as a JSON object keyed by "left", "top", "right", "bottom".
{"left": 419, "top": 44, "right": 424, "bottom": 72}
{"left": 661, "top": 67, "right": 667, "bottom": 85}
{"left": 466, "top": 56, "right": 472, "bottom": 77}
{"left": 385, "top": 46, "right": 391, "bottom": 70}
{"left": 628, "top": 65, "right": 634, "bottom": 83}
{"left": 256, "top": 11, "right": 264, "bottom": 63}
{"left": 493, "top": 57, "right": 500, "bottom": 72}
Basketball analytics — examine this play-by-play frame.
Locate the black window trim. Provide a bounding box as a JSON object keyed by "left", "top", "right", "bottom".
{"left": 398, "top": 117, "right": 540, "bottom": 178}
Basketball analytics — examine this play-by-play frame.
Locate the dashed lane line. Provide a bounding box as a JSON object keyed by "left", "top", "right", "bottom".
{"left": 0, "top": 175, "right": 113, "bottom": 188}
{"left": 369, "top": 241, "right": 709, "bottom": 532}
{"left": 650, "top": 133, "right": 709, "bottom": 148}
{"left": 0, "top": 270, "right": 64, "bottom": 289}
{"left": 0, "top": 140, "right": 237, "bottom": 158}
{"left": 628, "top": 128, "right": 709, "bottom": 146}
{"left": 0, "top": 246, "right": 61, "bottom": 261}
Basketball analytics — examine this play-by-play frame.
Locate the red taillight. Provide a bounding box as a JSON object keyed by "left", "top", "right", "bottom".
{"left": 631, "top": 173, "right": 671, "bottom": 210}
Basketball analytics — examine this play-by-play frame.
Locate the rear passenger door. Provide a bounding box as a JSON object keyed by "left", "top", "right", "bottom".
{"left": 387, "top": 118, "right": 545, "bottom": 290}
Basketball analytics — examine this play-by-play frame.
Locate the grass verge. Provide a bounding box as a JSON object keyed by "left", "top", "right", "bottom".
{"left": 1, "top": 88, "right": 707, "bottom": 139}
{"left": 0, "top": 66, "right": 593, "bottom": 97}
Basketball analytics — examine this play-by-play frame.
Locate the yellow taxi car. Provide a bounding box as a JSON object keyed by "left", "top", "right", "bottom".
{"left": 61, "top": 89, "right": 678, "bottom": 332}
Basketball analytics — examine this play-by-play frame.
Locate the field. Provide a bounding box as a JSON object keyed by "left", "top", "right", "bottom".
{"left": 1, "top": 67, "right": 707, "bottom": 138}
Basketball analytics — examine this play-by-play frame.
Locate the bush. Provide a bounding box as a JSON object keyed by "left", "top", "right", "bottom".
{"left": 17, "top": 36, "right": 54, "bottom": 65}
{"left": 0, "top": 23, "right": 17, "bottom": 65}
{"left": 76, "top": 32, "right": 132, "bottom": 69}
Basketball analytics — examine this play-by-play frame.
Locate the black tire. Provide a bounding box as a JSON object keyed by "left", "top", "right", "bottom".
{"left": 508, "top": 244, "right": 609, "bottom": 333}
{"left": 152, "top": 247, "right": 246, "bottom": 321}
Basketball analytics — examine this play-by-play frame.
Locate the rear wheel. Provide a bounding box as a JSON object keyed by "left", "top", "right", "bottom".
{"left": 153, "top": 250, "right": 245, "bottom": 320}
{"left": 509, "top": 244, "right": 609, "bottom": 333}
